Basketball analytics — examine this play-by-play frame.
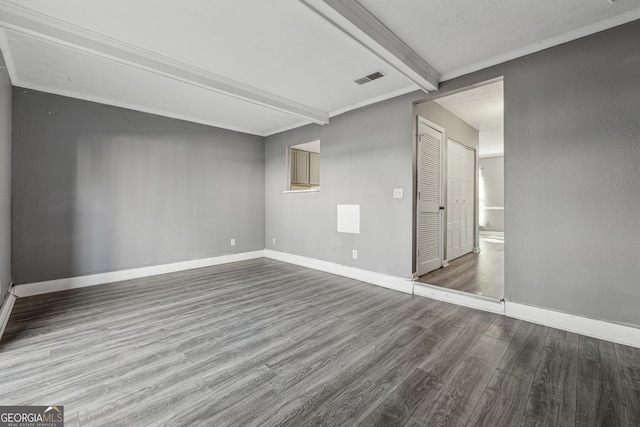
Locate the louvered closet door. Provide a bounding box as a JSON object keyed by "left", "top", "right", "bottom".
{"left": 417, "top": 122, "right": 444, "bottom": 276}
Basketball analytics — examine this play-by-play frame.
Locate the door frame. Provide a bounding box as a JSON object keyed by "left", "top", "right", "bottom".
{"left": 415, "top": 116, "right": 446, "bottom": 277}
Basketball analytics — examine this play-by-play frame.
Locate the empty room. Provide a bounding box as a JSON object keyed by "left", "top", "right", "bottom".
{"left": 1, "top": 1, "right": 639, "bottom": 426}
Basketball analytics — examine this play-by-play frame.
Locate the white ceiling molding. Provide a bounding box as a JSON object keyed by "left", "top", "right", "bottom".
{"left": 0, "top": 1, "right": 330, "bottom": 125}
{"left": 440, "top": 7, "right": 640, "bottom": 82}
{"left": 329, "top": 85, "right": 419, "bottom": 118}
{"left": 299, "top": 0, "right": 440, "bottom": 93}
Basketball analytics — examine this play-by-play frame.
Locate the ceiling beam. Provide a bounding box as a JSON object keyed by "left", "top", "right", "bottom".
{"left": 0, "top": 1, "right": 330, "bottom": 125}
{"left": 300, "top": 0, "right": 440, "bottom": 92}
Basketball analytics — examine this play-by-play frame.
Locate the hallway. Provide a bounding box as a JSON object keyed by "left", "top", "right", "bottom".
{"left": 418, "top": 231, "right": 504, "bottom": 299}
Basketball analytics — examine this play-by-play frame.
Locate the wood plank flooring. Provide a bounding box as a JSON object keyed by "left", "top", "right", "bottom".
{"left": 1, "top": 258, "right": 637, "bottom": 426}
{"left": 418, "top": 231, "right": 504, "bottom": 299}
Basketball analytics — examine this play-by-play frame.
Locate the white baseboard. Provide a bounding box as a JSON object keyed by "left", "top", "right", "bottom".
{"left": 413, "top": 282, "right": 504, "bottom": 314}
{"left": 264, "top": 249, "right": 413, "bottom": 294}
{"left": 0, "top": 286, "right": 17, "bottom": 342}
{"left": 14, "top": 251, "right": 266, "bottom": 298}
{"left": 505, "top": 301, "right": 640, "bottom": 349}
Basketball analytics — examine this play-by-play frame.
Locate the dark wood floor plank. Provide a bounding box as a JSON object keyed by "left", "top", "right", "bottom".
{"left": 356, "top": 367, "right": 442, "bottom": 427}
{"left": 576, "top": 357, "right": 630, "bottom": 426}
{"left": 547, "top": 327, "right": 580, "bottom": 344}
{"left": 497, "top": 321, "right": 548, "bottom": 380}
{"left": 615, "top": 343, "right": 640, "bottom": 426}
{"left": 521, "top": 336, "right": 578, "bottom": 426}
{"left": 484, "top": 314, "right": 522, "bottom": 343}
{"left": 409, "top": 334, "right": 510, "bottom": 426}
{"left": 579, "top": 335, "right": 617, "bottom": 364}
{"left": 466, "top": 369, "right": 534, "bottom": 427}
{"left": 288, "top": 325, "right": 433, "bottom": 426}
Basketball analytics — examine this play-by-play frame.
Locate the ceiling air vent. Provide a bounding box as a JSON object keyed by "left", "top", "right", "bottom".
{"left": 354, "top": 71, "right": 385, "bottom": 85}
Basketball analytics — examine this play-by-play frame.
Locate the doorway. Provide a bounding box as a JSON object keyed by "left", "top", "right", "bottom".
{"left": 414, "top": 79, "right": 504, "bottom": 300}
{"left": 416, "top": 118, "right": 444, "bottom": 276}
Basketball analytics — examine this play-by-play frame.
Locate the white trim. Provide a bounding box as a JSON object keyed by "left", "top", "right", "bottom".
{"left": 479, "top": 153, "right": 504, "bottom": 159}
{"left": 505, "top": 301, "right": 640, "bottom": 349}
{"left": 13, "top": 251, "right": 265, "bottom": 298}
{"left": 329, "top": 85, "right": 419, "bottom": 118}
{"left": 441, "top": 8, "right": 640, "bottom": 81}
{"left": 283, "top": 188, "right": 320, "bottom": 194}
{"left": 0, "top": 29, "right": 18, "bottom": 82}
{"left": 266, "top": 120, "right": 316, "bottom": 137}
{"left": 0, "top": 286, "right": 17, "bottom": 341}
{"left": 0, "top": 1, "right": 329, "bottom": 125}
{"left": 265, "top": 249, "right": 413, "bottom": 294}
{"left": 417, "top": 116, "right": 445, "bottom": 133}
{"left": 413, "top": 282, "right": 504, "bottom": 314}
{"left": 481, "top": 206, "right": 504, "bottom": 210}
{"left": 14, "top": 80, "right": 269, "bottom": 137}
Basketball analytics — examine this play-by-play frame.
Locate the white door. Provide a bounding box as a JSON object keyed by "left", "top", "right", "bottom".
{"left": 417, "top": 120, "right": 444, "bottom": 276}
{"left": 446, "top": 139, "right": 475, "bottom": 261}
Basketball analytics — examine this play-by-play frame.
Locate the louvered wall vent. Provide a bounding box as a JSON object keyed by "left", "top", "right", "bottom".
{"left": 354, "top": 71, "right": 385, "bottom": 85}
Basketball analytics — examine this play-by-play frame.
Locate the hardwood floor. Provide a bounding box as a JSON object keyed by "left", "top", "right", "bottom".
{"left": 1, "top": 258, "right": 637, "bottom": 426}
{"left": 418, "top": 231, "right": 504, "bottom": 299}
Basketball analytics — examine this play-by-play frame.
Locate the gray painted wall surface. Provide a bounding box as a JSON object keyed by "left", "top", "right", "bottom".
{"left": 414, "top": 101, "right": 479, "bottom": 151}
{"left": 0, "top": 51, "right": 11, "bottom": 297}
{"left": 479, "top": 156, "right": 504, "bottom": 232}
{"left": 12, "top": 89, "right": 265, "bottom": 284}
{"left": 417, "top": 20, "right": 640, "bottom": 327}
{"left": 265, "top": 92, "right": 420, "bottom": 278}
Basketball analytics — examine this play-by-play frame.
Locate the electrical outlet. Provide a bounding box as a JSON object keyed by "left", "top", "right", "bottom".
{"left": 272, "top": 238, "right": 276, "bottom": 245}
{"left": 393, "top": 188, "right": 403, "bottom": 198}
{"left": 352, "top": 250, "right": 358, "bottom": 259}
{"left": 230, "top": 238, "right": 236, "bottom": 246}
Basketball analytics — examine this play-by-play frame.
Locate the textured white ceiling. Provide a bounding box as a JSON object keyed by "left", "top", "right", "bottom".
{"left": 2, "top": 0, "right": 414, "bottom": 113}
{"left": 358, "top": 0, "right": 640, "bottom": 79}
{"left": 4, "top": 30, "right": 303, "bottom": 135}
{"left": 0, "top": 0, "right": 639, "bottom": 136}
{"left": 435, "top": 81, "right": 504, "bottom": 157}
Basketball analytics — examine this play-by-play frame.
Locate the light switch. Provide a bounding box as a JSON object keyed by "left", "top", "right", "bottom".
{"left": 393, "top": 188, "right": 403, "bottom": 198}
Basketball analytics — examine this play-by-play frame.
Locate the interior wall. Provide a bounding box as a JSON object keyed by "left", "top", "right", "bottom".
{"left": 12, "top": 89, "right": 265, "bottom": 284}
{"left": 0, "top": 50, "right": 11, "bottom": 298}
{"left": 417, "top": 19, "right": 640, "bottom": 328}
{"left": 265, "top": 92, "right": 421, "bottom": 278}
{"left": 479, "top": 155, "right": 504, "bottom": 232}
{"left": 413, "top": 101, "right": 479, "bottom": 151}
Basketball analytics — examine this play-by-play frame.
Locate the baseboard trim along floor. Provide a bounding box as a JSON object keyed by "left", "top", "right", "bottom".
{"left": 505, "top": 301, "right": 640, "bottom": 349}
{"left": 264, "top": 249, "right": 414, "bottom": 295}
{"left": 413, "top": 282, "right": 504, "bottom": 314}
{"left": 0, "top": 286, "right": 17, "bottom": 342}
{"left": 13, "top": 250, "right": 266, "bottom": 298}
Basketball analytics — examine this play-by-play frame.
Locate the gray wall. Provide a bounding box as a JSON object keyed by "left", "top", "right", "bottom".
{"left": 0, "top": 50, "right": 11, "bottom": 298}
{"left": 414, "top": 101, "right": 479, "bottom": 151}
{"left": 265, "top": 92, "right": 420, "bottom": 278}
{"left": 416, "top": 20, "right": 640, "bottom": 327}
{"left": 479, "top": 155, "right": 504, "bottom": 232}
{"left": 12, "top": 89, "right": 265, "bottom": 284}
